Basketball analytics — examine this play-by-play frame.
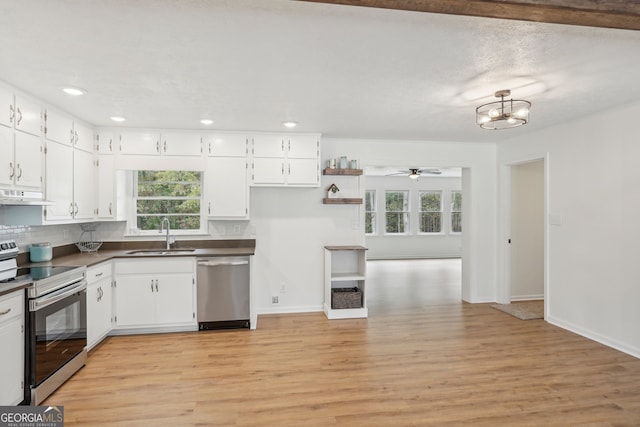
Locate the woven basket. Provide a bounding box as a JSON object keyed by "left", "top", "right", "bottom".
{"left": 331, "top": 287, "right": 362, "bottom": 309}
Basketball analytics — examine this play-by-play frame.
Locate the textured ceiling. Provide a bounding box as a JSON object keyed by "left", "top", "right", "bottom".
{"left": 1, "top": 0, "right": 639, "bottom": 142}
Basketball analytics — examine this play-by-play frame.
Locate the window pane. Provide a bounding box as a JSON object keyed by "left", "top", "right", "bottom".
{"left": 451, "top": 212, "right": 462, "bottom": 233}
{"left": 451, "top": 191, "right": 462, "bottom": 233}
{"left": 365, "top": 190, "right": 376, "bottom": 211}
{"left": 365, "top": 190, "right": 376, "bottom": 235}
{"left": 420, "top": 191, "right": 441, "bottom": 212}
{"left": 137, "top": 215, "right": 201, "bottom": 231}
{"left": 420, "top": 212, "right": 442, "bottom": 233}
{"left": 365, "top": 213, "right": 376, "bottom": 234}
{"left": 135, "top": 170, "right": 202, "bottom": 231}
{"left": 385, "top": 191, "right": 409, "bottom": 233}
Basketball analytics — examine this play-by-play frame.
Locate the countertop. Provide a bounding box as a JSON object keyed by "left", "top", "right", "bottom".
{"left": 0, "top": 239, "right": 255, "bottom": 297}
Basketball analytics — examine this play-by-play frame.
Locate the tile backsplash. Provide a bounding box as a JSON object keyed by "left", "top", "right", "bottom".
{"left": 1, "top": 220, "right": 254, "bottom": 253}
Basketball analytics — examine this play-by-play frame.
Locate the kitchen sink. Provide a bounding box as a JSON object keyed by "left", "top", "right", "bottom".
{"left": 126, "top": 249, "right": 196, "bottom": 255}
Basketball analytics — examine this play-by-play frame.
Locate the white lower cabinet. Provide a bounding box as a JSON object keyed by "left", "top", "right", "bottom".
{"left": 86, "top": 262, "right": 113, "bottom": 350}
{"left": 113, "top": 258, "right": 196, "bottom": 332}
{"left": 0, "top": 290, "right": 25, "bottom": 405}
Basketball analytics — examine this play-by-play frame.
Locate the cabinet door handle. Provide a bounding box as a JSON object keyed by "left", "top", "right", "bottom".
{"left": 16, "top": 107, "right": 22, "bottom": 125}
{"left": 281, "top": 163, "right": 284, "bottom": 175}
{"left": 9, "top": 162, "right": 14, "bottom": 179}
{"left": 16, "top": 164, "right": 22, "bottom": 180}
{"left": 75, "top": 131, "right": 79, "bottom": 144}
{"left": 109, "top": 202, "right": 112, "bottom": 215}
{"left": 155, "top": 279, "right": 159, "bottom": 292}
{"left": 151, "top": 280, "right": 154, "bottom": 292}
{"left": 0, "top": 308, "right": 11, "bottom": 315}
{"left": 281, "top": 139, "right": 284, "bottom": 152}
{"left": 69, "top": 203, "right": 74, "bottom": 215}
{"left": 109, "top": 139, "right": 113, "bottom": 152}
{"left": 74, "top": 202, "right": 79, "bottom": 216}
{"left": 163, "top": 140, "right": 167, "bottom": 153}
{"left": 156, "top": 140, "right": 160, "bottom": 153}
{"left": 9, "top": 104, "right": 14, "bottom": 123}
{"left": 208, "top": 142, "right": 212, "bottom": 154}
{"left": 95, "top": 272, "right": 104, "bottom": 278}
{"left": 70, "top": 129, "right": 75, "bottom": 144}
{"left": 208, "top": 202, "right": 211, "bottom": 215}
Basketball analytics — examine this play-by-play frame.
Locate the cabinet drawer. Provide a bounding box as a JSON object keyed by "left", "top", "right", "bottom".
{"left": 87, "top": 262, "right": 112, "bottom": 283}
{"left": 115, "top": 258, "right": 194, "bottom": 275}
{"left": 0, "top": 291, "right": 24, "bottom": 322}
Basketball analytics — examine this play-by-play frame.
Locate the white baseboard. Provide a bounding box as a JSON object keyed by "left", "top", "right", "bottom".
{"left": 257, "top": 304, "right": 323, "bottom": 316}
{"left": 547, "top": 314, "right": 640, "bottom": 359}
{"left": 511, "top": 294, "right": 544, "bottom": 301}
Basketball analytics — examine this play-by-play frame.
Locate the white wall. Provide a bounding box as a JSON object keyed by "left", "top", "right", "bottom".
{"left": 364, "top": 175, "right": 462, "bottom": 259}
{"left": 498, "top": 100, "right": 640, "bottom": 358}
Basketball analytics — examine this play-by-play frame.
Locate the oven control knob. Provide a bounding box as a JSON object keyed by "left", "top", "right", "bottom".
{"left": 9, "top": 242, "right": 16, "bottom": 248}
{"left": 0, "top": 243, "right": 7, "bottom": 250}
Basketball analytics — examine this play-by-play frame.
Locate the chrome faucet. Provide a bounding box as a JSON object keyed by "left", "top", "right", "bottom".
{"left": 159, "top": 216, "right": 174, "bottom": 250}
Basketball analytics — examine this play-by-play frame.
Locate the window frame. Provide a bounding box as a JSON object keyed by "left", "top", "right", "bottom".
{"left": 418, "top": 190, "right": 443, "bottom": 234}
{"left": 384, "top": 190, "right": 410, "bottom": 235}
{"left": 131, "top": 170, "right": 206, "bottom": 236}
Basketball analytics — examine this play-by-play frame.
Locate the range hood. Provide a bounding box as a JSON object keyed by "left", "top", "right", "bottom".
{"left": 0, "top": 189, "right": 54, "bottom": 206}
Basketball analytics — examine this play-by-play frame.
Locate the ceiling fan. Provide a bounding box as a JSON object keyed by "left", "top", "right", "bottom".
{"left": 386, "top": 168, "right": 442, "bottom": 179}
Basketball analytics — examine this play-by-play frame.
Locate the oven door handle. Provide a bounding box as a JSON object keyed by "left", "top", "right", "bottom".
{"left": 30, "top": 280, "right": 87, "bottom": 311}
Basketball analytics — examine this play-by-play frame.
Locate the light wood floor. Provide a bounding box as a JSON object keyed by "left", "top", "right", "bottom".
{"left": 47, "top": 259, "right": 640, "bottom": 426}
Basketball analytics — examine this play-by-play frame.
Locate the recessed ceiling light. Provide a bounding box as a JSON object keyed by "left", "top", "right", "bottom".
{"left": 110, "top": 116, "right": 126, "bottom": 122}
{"left": 282, "top": 121, "right": 298, "bottom": 128}
{"left": 62, "top": 87, "right": 86, "bottom": 96}
{"left": 200, "top": 119, "right": 214, "bottom": 125}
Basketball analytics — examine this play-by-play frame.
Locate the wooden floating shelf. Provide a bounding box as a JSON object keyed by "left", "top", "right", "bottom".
{"left": 322, "top": 168, "right": 363, "bottom": 176}
{"left": 322, "top": 198, "right": 363, "bottom": 205}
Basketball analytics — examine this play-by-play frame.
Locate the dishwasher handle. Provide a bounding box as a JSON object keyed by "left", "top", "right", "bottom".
{"left": 198, "top": 259, "right": 249, "bottom": 267}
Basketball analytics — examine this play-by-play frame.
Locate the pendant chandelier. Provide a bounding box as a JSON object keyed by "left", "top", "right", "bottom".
{"left": 476, "top": 89, "right": 531, "bottom": 130}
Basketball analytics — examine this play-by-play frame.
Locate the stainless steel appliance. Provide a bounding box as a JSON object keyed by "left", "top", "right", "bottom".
{"left": 197, "top": 256, "right": 250, "bottom": 330}
{"left": 0, "top": 239, "right": 88, "bottom": 405}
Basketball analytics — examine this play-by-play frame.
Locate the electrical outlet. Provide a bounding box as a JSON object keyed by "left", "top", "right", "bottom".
{"left": 280, "top": 282, "right": 286, "bottom": 293}
{"left": 271, "top": 295, "right": 279, "bottom": 304}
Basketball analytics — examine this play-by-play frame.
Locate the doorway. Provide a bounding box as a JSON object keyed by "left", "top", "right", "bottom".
{"left": 509, "top": 159, "right": 545, "bottom": 303}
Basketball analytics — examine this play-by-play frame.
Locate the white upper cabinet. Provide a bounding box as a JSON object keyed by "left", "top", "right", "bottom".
{"left": 0, "top": 126, "right": 14, "bottom": 187}
{"left": 205, "top": 133, "right": 247, "bottom": 157}
{"left": 73, "top": 149, "right": 96, "bottom": 219}
{"left": 96, "top": 130, "right": 115, "bottom": 154}
{"left": 117, "top": 130, "right": 203, "bottom": 156}
{"left": 251, "top": 133, "right": 321, "bottom": 187}
{"left": 206, "top": 156, "right": 249, "bottom": 219}
{"left": 45, "top": 140, "right": 74, "bottom": 220}
{"left": 73, "top": 122, "right": 94, "bottom": 153}
{"left": 14, "top": 131, "right": 43, "bottom": 190}
{"left": 0, "top": 87, "right": 13, "bottom": 128}
{"left": 252, "top": 134, "right": 285, "bottom": 158}
{"left": 161, "top": 132, "right": 202, "bottom": 156}
{"left": 13, "top": 96, "right": 41, "bottom": 136}
{"left": 44, "top": 109, "right": 73, "bottom": 146}
{"left": 287, "top": 135, "right": 319, "bottom": 158}
{"left": 96, "top": 154, "right": 115, "bottom": 219}
{"left": 118, "top": 131, "right": 162, "bottom": 155}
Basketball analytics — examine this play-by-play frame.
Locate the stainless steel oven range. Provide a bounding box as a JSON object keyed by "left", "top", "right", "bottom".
{"left": 0, "top": 240, "right": 87, "bottom": 405}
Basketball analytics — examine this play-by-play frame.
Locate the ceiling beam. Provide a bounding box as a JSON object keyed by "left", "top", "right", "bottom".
{"left": 296, "top": 0, "right": 640, "bottom": 31}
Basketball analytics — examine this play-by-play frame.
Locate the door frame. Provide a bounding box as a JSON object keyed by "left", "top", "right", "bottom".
{"left": 497, "top": 153, "right": 549, "bottom": 318}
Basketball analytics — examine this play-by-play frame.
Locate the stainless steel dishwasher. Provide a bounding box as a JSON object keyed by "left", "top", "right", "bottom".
{"left": 197, "top": 256, "right": 250, "bottom": 330}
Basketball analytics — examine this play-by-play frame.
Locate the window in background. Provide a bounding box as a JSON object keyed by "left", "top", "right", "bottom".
{"left": 451, "top": 190, "right": 462, "bottom": 233}
{"left": 385, "top": 191, "right": 409, "bottom": 234}
{"left": 419, "top": 191, "right": 442, "bottom": 233}
{"left": 365, "top": 190, "right": 376, "bottom": 235}
{"left": 135, "top": 170, "right": 203, "bottom": 233}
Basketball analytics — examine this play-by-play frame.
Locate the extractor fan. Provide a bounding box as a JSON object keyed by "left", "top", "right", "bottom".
{"left": 386, "top": 168, "right": 442, "bottom": 179}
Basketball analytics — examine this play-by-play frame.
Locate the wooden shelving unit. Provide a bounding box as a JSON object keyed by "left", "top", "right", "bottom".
{"left": 322, "top": 167, "right": 364, "bottom": 204}
{"left": 322, "top": 198, "right": 363, "bottom": 204}
{"left": 324, "top": 245, "right": 368, "bottom": 319}
{"left": 322, "top": 168, "right": 363, "bottom": 176}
